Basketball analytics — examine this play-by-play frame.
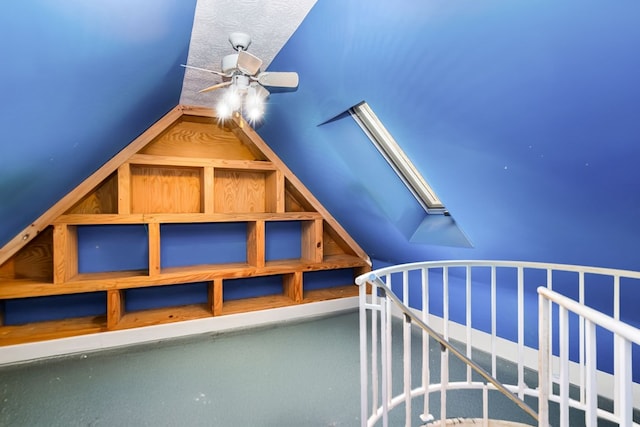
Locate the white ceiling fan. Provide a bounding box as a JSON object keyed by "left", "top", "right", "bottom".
{"left": 182, "top": 32, "right": 299, "bottom": 122}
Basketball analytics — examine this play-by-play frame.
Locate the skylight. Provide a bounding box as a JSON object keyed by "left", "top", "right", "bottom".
{"left": 349, "top": 102, "right": 447, "bottom": 215}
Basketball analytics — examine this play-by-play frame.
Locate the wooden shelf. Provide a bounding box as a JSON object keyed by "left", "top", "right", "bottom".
{"left": 0, "top": 107, "right": 371, "bottom": 347}
{"left": 0, "top": 256, "right": 369, "bottom": 299}
{"left": 303, "top": 285, "right": 359, "bottom": 303}
{"left": 54, "top": 212, "right": 322, "bottom": 225}
{"left": 221, "top": 294, "right": 295, "bottom": 316}
{"left": 129, "top": 154, "right": 277, "bottom": 170}
{"left": 113, "top": 304, "right": 212, "bottom": 330}
{"left": 0, "top": 315, "right": 106, "bottom": 346}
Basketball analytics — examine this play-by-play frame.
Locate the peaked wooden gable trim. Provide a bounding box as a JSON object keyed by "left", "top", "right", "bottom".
{"left": 0, "top": 106, "right": 184, "bottom": 266}
{"left": 0, "top": 104, "right": 371, "bottom": 346}
{"left": 0, "top": 104, "right": 369, "bottom": 268}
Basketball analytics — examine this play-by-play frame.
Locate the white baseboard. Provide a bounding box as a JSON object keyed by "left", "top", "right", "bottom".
{"left": 0, "top": 297, "right": 358, "bottom": 366}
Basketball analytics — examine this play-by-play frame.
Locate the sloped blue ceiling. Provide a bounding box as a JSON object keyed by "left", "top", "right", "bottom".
{"left": 258, "top": 0, "right": 640, "bottom": 269}
{"left": 0, "top": 1, "right": 196, "bottom": 247}
{"left": 1, "top": 0, "right": 639, "bottom": 273}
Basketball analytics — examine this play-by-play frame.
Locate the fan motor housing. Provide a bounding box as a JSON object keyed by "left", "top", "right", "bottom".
{"left": 229, "top": 32, "right": 251, "bottom": 51}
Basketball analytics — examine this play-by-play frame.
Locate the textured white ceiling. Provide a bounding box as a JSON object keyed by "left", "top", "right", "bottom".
{"left": 179, "top": 0, "right": 316, "bottom": 107}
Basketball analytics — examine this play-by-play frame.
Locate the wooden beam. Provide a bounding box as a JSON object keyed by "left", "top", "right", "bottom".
{"left": 247, "top": 220, "right": 265, "bottom": 268}
{"left": 202, "top": 167, "right": 215, "bottom": 214}
{"left": 107, "top": 289, "right": 124, "bottom": 330}
{"left": 148, "top": 222, "right": 161, "bottom": 276}
{"left": 0, "top": 105, "right": 184, "bottom": 266}
{"left": 117, "top": 164, "right": 131, "bottom": 214}
{"left": 301, "top": 219, "right": 323, "bottom": 263}
{"left": 211, "top": 278, "right": 223, "bottom": 316}
{"left": 53, "top": 224, "right": 77, "bottom": 284}
{"left": 283, "top": 271, "right": 303, "bottom": 303}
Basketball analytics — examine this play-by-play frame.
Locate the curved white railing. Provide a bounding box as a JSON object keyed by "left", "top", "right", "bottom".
{"left": 356, "top": 260, "right": 640, "bottom": 427}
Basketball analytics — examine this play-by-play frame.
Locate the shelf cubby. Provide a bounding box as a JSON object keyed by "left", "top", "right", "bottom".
{"left": 1, "top": 292, "right": 107, "bottom": 345}
{"left": 75, "top": 224, "right": 149, "bottom": 276}
{"left": 160, "top": 222, "right": 248, "bottom": 269}
{"left": 214, "top": 168, "right": 282, "bottom": 213}
{"left": 107, "top": 282, "right": 211, "bottom": 330}
{"left": 265, "top": 221, "right": 302, "bottom": 261}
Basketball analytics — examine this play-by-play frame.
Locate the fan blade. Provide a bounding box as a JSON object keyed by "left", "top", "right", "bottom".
{"left": 181, "top": 64, "right": 230, "bottom": 77}
{"left": 237, "top": 51, "right": 263, "bottom": 76}
{"left": 199, "top": 81, "right": 232, "bottom": 93}
{"left": 251, "top": 83, "right": 270, "bottom": 99}
{"left": 257, "top": 72, "right": 299, "bottom": 88}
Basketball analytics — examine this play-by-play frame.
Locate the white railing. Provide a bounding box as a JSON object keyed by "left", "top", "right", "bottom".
{"left": 355, "top": 260, "right": 640, "bottom": 427}
{"left": 538, "top": 287, "right": 640, "bottom": 427}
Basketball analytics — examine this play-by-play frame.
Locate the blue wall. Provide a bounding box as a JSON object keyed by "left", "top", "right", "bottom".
{"left": 260, "top": 0, "right": 640, "bottom": 270}
{"left": 258, "top": 0, "right": 640, "bottom": 383}
{"left": 0, "top": 0, "right": 197, "bottom": 248}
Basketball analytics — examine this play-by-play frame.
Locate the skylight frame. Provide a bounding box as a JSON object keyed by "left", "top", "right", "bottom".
{"left": 349, "top": 101, "right": 446, "bottom": 214}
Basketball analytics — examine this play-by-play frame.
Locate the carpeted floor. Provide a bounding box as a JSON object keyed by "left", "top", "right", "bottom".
{"left": 1, "top": 310, "right": 615, "bottom": 426}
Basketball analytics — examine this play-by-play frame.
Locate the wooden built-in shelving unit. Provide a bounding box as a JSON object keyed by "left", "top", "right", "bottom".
{"left": 0, "top": 106, "right": 370, "bottom": 346}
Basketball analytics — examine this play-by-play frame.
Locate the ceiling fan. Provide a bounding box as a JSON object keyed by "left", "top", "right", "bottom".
{"left": 182, "top": 32, "right": 299, "bottom": 122}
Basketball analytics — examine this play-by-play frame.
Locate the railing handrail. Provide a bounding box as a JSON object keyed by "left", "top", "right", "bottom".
{"left": 362, "top": 272, "right": 539, "bottom": 423}
{"left": 360, "top": 259, "right": 640, "bottom": 280}
{"left": 538, "top": 286, "right": 640, "bottom": 345}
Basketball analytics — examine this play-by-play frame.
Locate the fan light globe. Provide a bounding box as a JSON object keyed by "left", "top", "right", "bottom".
{"left": 224, "top": 88, "right": 242, "bottom": 111}
{"left": 216, "top": 98, "right": 232, "bottom": 120}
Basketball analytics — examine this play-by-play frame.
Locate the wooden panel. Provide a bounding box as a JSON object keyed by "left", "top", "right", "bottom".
{"left": 285, "top": 180, "right": 315, "bottom": 212}
{"left": 1, "top": 227, "right": 53, "bottom": 281}
{"left": 247, "top": 221, "right": 265, "bottom": 268}
{"left": 283, "top": 271, "right": 303, "bottom": 303}
{"left": 323, "top": 225, "right": 355, "bottom": 257}
{"left": 0, "top": 259, "right": 14, "bottom": 280}
{"left": 130, "top": 165, "right": 202, "bottom": 214}
{"left": 53, "top": 225, "right": 77, "bottom": 284}
{"left": 118, "top": 164, "right": 131, "bottom": 214}
{"left": 67, "top": 172, "right": 118, "bottom": 214}
{"left": 214, "top": 170, "right": 266, "bottom": 213}
{"left": 302, "top": 219, "right": 323, "bottom": 263}
{"left": 140, "top": 118, "right": 260, "bottom": 160}
{"left": 148, "top": 223, "right": 161, "bottom": 276}
{"left": 107, "top": 289, "right": 124, "bottom": 330}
